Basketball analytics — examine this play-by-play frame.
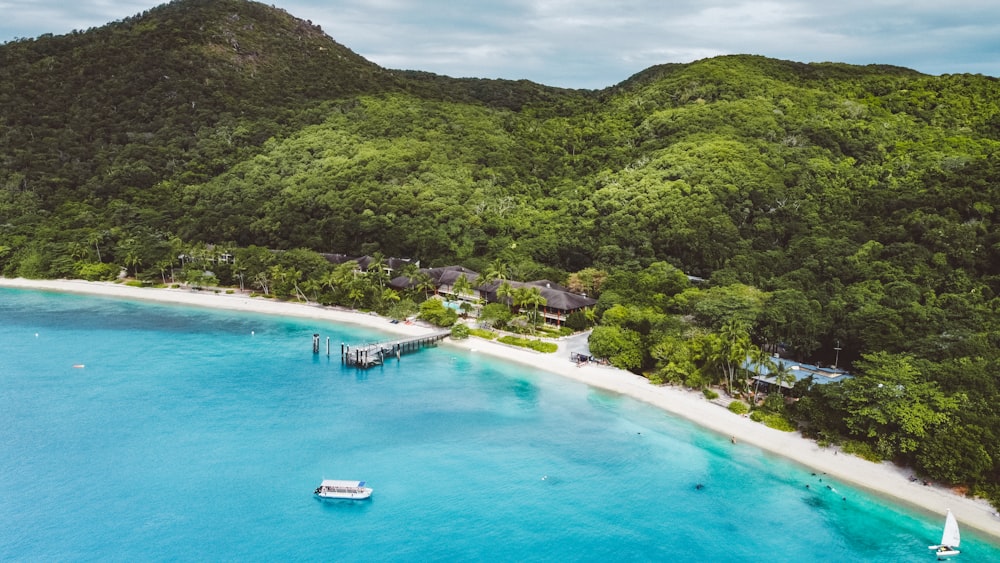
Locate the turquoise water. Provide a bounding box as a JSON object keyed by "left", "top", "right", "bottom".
{"left": 2, "top": 288, "right": 999, "bottom": 562}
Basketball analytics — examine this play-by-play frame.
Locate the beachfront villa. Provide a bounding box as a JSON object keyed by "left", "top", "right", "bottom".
{"left": 386, "top": 264, "right": 598, "bottom": 325}
{"left": 742, "top": 356, "right": 852, "bottom": 393}
{"left": 321, "top": 253, "right": 419, "bottom": 274}
{"left": 475, "top": 278, "right": 597, "bottom": 326}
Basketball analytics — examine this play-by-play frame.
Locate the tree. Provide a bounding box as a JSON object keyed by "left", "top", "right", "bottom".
{"left": 747, "top": 346, "right": 777, "bottom": 399}
{"left": 252, "top": 269, "right": 271, "bottom": 295}
{"left": 588, "top": 325, "right": 643, "bottom": 371}
{"left": 566, "top": 267, "right": 608, "bottom": 297}
{"left": 836, "top": 352, "right": 961, "bottom": 460}
{"left": 478, "top": 302, "right": 512, "bottom": 329}
{"left": 513, "top": 286, "right": 546, "bottom": 333}
{"left": 418, "top": 298, "right": 458, "bottom": 327}
{"left": 451, "top": 273, "right": 472, "bottom": 302}
{"left": 916, "top": 424, "right": 992, "bottom": 485}
{"left": 414, "top": 272, "right": 437, "bottom": 300}
{"left": 651, "top": 333, "right": 702, "bottom": 386}
{"left": 713, "top": 318, "right": 753, "bottom": 395}
{"left": 770, "top": 361, "right": 796, "bottom": 396}
{"left": 366, "top": 253, "right": 389, "bottom": 289}
{"left": 387, "top": 298, "right": 419, "bottom": 321}
{"left": 116, "top": 237, "right": 144, "bottom": 278}
{"left": 483, "top": 257, "right": 509, "bottom": 283}
{"left": 496, "top": 280, "right": 514, "bottom": 309}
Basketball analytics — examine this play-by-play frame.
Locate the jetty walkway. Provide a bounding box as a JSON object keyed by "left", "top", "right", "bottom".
{"left": 324, "top": 330, "right": 451, "bottom": 369}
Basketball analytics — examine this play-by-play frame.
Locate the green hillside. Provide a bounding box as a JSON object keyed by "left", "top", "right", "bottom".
{"left": 4, "top": 0, "right": 1000, "bottom": 505}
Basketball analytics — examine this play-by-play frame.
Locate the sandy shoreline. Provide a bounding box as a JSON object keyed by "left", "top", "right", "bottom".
{"left": 4, "top": 277, "right": 1000, "bottom": 542}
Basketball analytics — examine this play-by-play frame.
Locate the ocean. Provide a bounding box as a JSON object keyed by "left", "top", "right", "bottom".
{"left": 2, "top": 287, "right": 998, "bottom": 562}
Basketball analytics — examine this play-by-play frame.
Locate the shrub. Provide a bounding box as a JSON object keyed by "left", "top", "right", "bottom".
{"left": 478, "top": 302, "right": 512, "bottom": 329}
{"left": 750, "top": 410, "right": 797, "bottom": 432}
{"left": 702, "top": 388, "right": 719, "bottom": 400}
{"left": 497, "top": 335, "right": 557, "bottom": 353}
{"left": 527, "top": 340, "right": 558, "bottom": 353}
{"left": 841, "top": 439, "right": 884, "bottom": 462}
{"left": 469, "top": 328, "right": 496, "bottom": 340}
{"left": 450, "top": 324, "right": 470, "bottom": 339}
{"left": 565, "top": 310, "right": 591, "bottom": 331}
{"left": 388, "top": 299, "right": 419, "bottom": 321}
{"left": 762, "top": 393, "right": 786, "bottom": 413}
{"left": 77, "top": 262, "right": 119, "bottom": 281}
{"left": 728, "top": 401, "right": 750, "bottom": 415}
{"left": 418, "top": 299, "right": 458, "bottom": 327}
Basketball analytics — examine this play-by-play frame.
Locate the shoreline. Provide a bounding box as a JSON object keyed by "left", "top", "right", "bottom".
{"left": 3, "top": 277, "right": 999, "bottom": 542}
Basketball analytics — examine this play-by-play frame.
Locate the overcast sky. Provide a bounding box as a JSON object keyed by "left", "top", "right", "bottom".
{"left": 2, "top": 0, "right": 998, "bottom": 89}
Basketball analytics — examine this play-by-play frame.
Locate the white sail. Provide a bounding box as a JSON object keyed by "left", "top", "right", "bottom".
{"left": 941, "top": 509, "right": 961, "bottom": 548}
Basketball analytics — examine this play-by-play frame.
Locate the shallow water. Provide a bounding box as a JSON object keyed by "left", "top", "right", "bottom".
{"left": 2, "top": 288, "right": 998, "bottom": 561}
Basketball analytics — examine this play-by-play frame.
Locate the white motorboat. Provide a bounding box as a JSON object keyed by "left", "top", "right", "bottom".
{"left": 314, "top": 479, "right": 373, "bottom": 500}
{"left": 928, "top": 509, "right": 961, "bottom": 559}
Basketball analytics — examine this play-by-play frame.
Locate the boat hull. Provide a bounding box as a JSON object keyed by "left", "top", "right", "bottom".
{"left": 315, "top": 490, "right": 372, "bottom": 500}
{"left": 929, "top": 546, "right": 960, "bottom": 559}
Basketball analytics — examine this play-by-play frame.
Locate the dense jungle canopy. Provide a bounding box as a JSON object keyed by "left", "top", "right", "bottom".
{"left": 3, "top": 0, "right": 1000, "bottom": 504}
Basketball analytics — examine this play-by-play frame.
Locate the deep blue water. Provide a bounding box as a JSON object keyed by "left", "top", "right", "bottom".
{"left": 2, "top": 287, "right": 999, "bottom": 562}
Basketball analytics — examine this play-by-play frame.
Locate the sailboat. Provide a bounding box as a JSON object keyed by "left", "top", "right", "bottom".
{"left": 928, "top": 509, "right": 961, "bottom": 559}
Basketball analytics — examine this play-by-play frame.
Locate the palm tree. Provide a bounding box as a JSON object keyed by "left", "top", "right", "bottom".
{"left": 300, "top": 278, "right": 322, "bottom": 303}
{"left": 87, "top": 231, "right": 107, "bottom": 262}
{"left": 748, "top": 347, "right": 777, "bottom": 402}
{"left": 253, "top": 271, "right": 271, "bottom": 295}
{"left": 381, "top": 287, "right": 400, "bottom": 307}
{"left": 521, "top": 287, "right": 547, "bottom": 334}
{"left": 496, "top": 281, "right": 514, "bottom": 310}
{"left": 323, "top": 261, "right": 357, "bottom": 304}
{"left": 512, "top": 286, "right": 546, "bottom": 334}
{"left": 771, "top": 363, "right": 797, "bottom": 395}
{"left": 124, "top": 250, "right": 143, "bottom": 279}
{"left": 451, "top": 274, "right": 472, "bottom": 302}
{"left": 68, "top": 241, "right": 89, "bottom": 262}
{"left": 717, "top": 318, "right": 753, "bottom": 395}
{"left": 347, "top": 279, "right": 367, "bottom": 308}
{"left": 483, "top": 258, "right": 508, "bottom": 283}
{"left": 155, "top": 258, "right": 173, "bottom": 285}
{"left": 366, "top": 253, "right": 389, "bottom": 289}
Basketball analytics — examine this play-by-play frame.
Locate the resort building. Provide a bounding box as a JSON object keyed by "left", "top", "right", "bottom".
{"left": 321, "top": 254, "right": 419, "bottom": 275}
{"left": 388, "top": 266, "right": 598, "bottom": 326}
{"left": 476, "top": 279, "right": 597, "bottom": 326}
{"left": 742, "top": 356, "right": 852, "bottom": 393}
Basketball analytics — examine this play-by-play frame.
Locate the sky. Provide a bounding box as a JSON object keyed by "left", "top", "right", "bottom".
{"left": 1, "top": 0, "right": 998, "bottom": 89}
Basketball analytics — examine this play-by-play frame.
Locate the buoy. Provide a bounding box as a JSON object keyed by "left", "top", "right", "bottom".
{"left": 73, "top": 364, "right": 85, "bottom": 369}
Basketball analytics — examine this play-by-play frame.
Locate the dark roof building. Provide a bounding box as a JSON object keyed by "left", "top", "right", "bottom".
{"left": 388, "top": 265, "right": 478, "bottom": 291}
{"left": 388, "top": 265, "right": 597, "bottom": 326}
{"left": 477, "top": 279, "right": 596, "bottom": 325}
{"left": 320, "top": 254, "right": 418, "bottom": 273}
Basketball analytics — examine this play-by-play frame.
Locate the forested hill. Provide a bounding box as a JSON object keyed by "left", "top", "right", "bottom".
{"left": 5, "top": 0, "right": 1000, "bottom": 503}
{"left": 0, "top": 0, "right": 578, "bottom": 206}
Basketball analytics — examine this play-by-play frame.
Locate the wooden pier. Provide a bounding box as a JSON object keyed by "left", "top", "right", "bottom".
{"left": 335, "top": 330, "right": 451, "bottom": 369}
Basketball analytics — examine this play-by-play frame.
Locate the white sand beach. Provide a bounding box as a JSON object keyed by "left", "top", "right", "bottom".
{"left": 3, "top": 277, "right": 999, "bottom": 542}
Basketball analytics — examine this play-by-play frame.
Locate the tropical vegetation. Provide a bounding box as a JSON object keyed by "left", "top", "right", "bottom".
{"left": 3, "top": 0, "right": 1000, "bottom": 505}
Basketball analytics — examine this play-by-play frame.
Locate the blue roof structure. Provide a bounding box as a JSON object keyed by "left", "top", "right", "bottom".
{"left": 742, "top": 356, "right": 852, "bottom": 388}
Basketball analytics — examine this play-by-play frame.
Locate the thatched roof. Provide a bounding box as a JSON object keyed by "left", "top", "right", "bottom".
{"left": 388, "top": 265, "right": 478, "bottom": 290}
{"left": 477, "top": 279, "right": 596, "bottom": 312}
